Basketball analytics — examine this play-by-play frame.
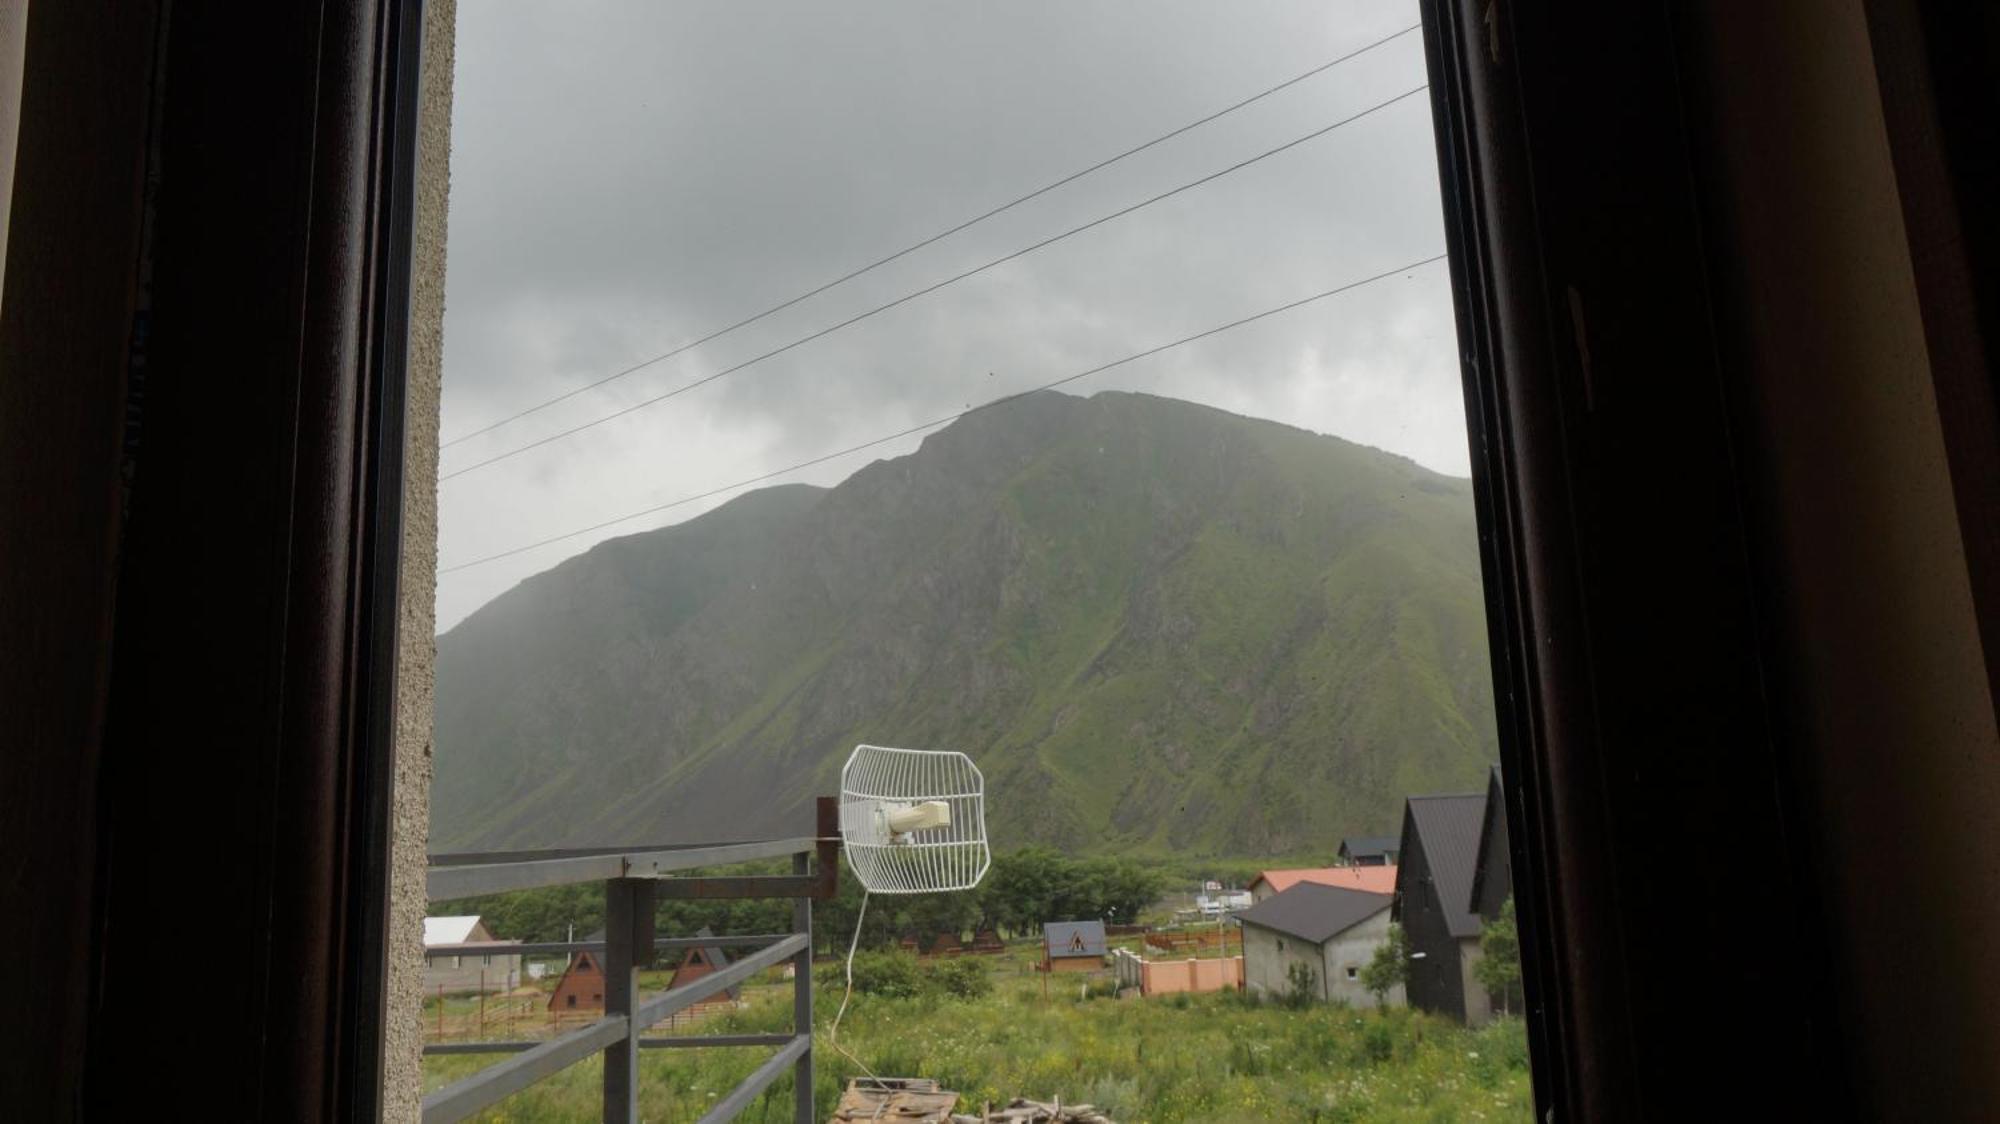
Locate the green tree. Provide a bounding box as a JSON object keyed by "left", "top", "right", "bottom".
{"left": 1474, "top": 896, "right": 1523, "bottom": 1015}
{"left": 1361, "top": 923, "right": 1409, "bottom": 1011}
{"left": 1283, "top": 961, "right": 1320, "bottom": 1009}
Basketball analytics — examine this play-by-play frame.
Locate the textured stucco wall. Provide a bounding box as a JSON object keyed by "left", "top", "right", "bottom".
{"left": 1455, "top": 936, "right": 1490, "bottom": 1027}
{"left": 1242, "top": 921, "right": 1316, "bottom": 998}
{"left": 1318, "top": 909, "right": 1399, "bottom": 1009}
{"left": 384, "top": 0, "right": 454, "bottom": 1118}
{"left": 1245, "top": 911, "right": 1400, "bottom": 1008}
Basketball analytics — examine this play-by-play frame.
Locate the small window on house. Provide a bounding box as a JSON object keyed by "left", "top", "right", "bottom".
{"left": 565, "top": 994, "right": 576, "bottom": 1009}
{"left": 1277, "top": 939, "right": 1285, "bottom": 951}
{"left": 482, "top": 954, "right": 491, "bottom": 966}
{"left": 1346, "top": 966, "right": 1359, "bottom": 980}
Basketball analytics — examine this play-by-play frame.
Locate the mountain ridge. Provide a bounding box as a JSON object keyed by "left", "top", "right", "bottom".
{"left": 432, "top": 390, "right": 1497, "bottom": 856}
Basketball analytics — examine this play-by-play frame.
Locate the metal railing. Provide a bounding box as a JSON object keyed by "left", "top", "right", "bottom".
{"left": 420, "top": 798, "right": 840, "bottom": 1124}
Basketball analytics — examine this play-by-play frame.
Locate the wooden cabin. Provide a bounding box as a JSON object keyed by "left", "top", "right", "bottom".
{"left": 547, "top": 945, "right": 604, "bottom": 1013}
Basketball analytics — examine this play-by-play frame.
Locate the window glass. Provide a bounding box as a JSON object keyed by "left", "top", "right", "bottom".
{"left": 424, "top": 3, "right": 1526, "bottom": 1117}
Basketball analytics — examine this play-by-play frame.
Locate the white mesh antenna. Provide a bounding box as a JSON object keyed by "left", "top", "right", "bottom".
{"left": 838, "top": 744, "right": 990, "bottom": 894}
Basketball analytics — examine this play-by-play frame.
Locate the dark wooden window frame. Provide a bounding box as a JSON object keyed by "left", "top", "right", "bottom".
{"left": 10, "top": 0, "right": 1996, "bottom": 1119}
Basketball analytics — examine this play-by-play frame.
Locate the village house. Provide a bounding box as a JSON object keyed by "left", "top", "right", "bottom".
{"left": 1338, "top": 835, "right": 1401, "bottom": 867}
{"left": 421, "top": 915, "right": 522, "bottom": 995}
{"left": 1248, "top": 864, "right": 1398, "bottom": 903}
{"left": 547, "top": 940, "right": 605, "bottom": 1013}
{"left": 1392, "top": 772, "right": 1510, "bottom": 1027}
{"left": 1468, "top": 767, "right": 1522, "bottom": 1012}
{"left": 1193, "top": 887, "right": 1252, "bottom": 916}
{"left": 1237, "top": 882, "right": 1400, "bottom": 1007}
{"left": 665, "top": 928, "right": 742, "bottom": 1020}
{"left": 1042, "top": 920, "right": 1106, "bottom": 972}
{"left": 1471, "top": 768, "right": 1511, "bottom": 920}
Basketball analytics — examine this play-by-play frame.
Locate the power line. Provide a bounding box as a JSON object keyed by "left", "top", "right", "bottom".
{"left": 439, "top": 83, "right": 1430, "bottom": 483}
{"left": 438, "top": 252, "right": 1447, "bottom": 576}
{"left": 440, "top": 23, "right": 1424, "bottom": 449}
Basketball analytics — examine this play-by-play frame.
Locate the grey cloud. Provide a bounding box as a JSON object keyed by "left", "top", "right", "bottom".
{"left": 435, "top": 0, "right": 1460, "bottom": 629}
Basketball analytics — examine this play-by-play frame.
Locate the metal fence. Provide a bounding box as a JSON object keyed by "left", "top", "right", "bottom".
{"left": 420, "top": 799, "right": 840, "bottom": 1123}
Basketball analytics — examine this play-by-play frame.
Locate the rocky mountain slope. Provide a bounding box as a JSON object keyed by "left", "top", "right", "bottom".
{"left": 431, "top": 391, "right": 1497, "bottom": 856}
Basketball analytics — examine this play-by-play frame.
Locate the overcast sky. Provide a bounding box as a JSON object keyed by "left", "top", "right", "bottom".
{"left": 434, "top": 1, "right": 1462, "bottom": 631}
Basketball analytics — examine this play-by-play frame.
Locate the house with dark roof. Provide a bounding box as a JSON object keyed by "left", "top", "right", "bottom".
{"left": 1236, "top": 882, "right": 1399, "bottom": 1007}
{"left": 1470, "top": 767, "right": 1512, "bottom": 921}
{"left": 1468, "top": 768, "right": 1523, "bottom": 1013}
{"left": 1393, "top": 783, "right": 1508, "bottom": 1026}
{"left": 1042, "top": 920, "right": 1106, "bottom": 972}
{"left": 1338, "top": 835, "right": 1401, "bottom": 867}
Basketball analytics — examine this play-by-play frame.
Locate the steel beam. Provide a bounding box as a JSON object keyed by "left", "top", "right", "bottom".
{"left": 648, "top": 799, "right": 842, "bottom": 901}
{"left": 420, "top": 1014, "right": 629, "bottom": 1123}
{"left": 602, "top": 878, "right": 652, "bottom": 1124}
{"left": 632, "top": 933, "right": 808, "bottom": 1027}
{"left": 427, "top": 836, "right": 820, "bottom": 900}
{"left": 792, "top": 850, "right": 815, "bottom": 1123}
{"left": 643, "top": 1032, "right": 798, "bottom": 1050}
{"left": 694, "top": 1034, "right": 812, "bottom": 1124}
{"left": 420, "top": 933, "right": 793, "bottom": 960}
{"left": 423, "top": 1032, "right": 796, "bottom": 1056}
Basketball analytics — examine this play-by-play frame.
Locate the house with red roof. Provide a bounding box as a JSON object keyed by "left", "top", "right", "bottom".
{"left": 1248, "top": 864, "right": 1399, "bottom": 902}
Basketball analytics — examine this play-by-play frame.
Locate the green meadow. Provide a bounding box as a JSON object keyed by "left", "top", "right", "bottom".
{"left": 422, "top": 969, "right": 1532, "bottom": 1123}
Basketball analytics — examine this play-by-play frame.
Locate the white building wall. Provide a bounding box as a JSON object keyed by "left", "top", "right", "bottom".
{"left": 1241, "top": 921, "right": 1327, "bottom": 999}
{"left": 1319, "top": 909, "right": 1402, "bottom": 1009}
{"left": 1243, "top": 911, "right": 1401, "bottom": 1008}
{"left": 1458, "top": 935, "right": 1493, "bottom": 1027}
{"left": 422, "top": 949, "right": 522, "bottom": 995}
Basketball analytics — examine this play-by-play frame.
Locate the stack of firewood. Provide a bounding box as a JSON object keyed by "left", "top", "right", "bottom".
{"left": 950, "top": 1097, "right": 1115, "bottom": 1123}
{"left": 830, "top": 1078, "right": 1116, "bottom": 1124}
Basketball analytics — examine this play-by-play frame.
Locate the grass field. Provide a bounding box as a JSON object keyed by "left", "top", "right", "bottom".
{"left": 421, "top": 961, "right": 1533, "bottom": 1123}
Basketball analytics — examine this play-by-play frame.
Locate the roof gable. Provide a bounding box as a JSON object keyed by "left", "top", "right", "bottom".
{"left": 1236, "top": 883, "right": 1392, "bottom": 945}
{"left": 674, "top": 926, "right": 742, "bottom": 1000}
{"left": 423, "top": 915, "right": 485, "bottom": 946}
{"left": 1400, "top": 792, "right": 1488, "bottom": 938}
{"left": 1253, "top": 866, "right": 1399, "bottom": 896}
{"left": 1469, "top": 766, "right": 1510, "bottom": 914}
{"left": 1043, "top": 920, "right": 1106, "bottom": 957}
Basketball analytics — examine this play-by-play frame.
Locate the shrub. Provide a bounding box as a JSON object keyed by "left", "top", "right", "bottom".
{"left": 1475, "top": 896, "right": 1524, "bottom": 1015}
{"left": 1361, "top": 923, "right": 1409, "bottom": 1009}
{"left": 1080, "top": 976, "right": 1119, "bottom": 1000}
{"left": 924, "top": 956, "right": 992, "bottom": 1000}
{"left": 840, "top": 950, "right": 923, "bottom": 998}
{"left": 1284, "top": 961, "right": 1320, "bottom": 1009}
{"left": 1358, "top": 1019, "right": 1396, "bottom": 1065}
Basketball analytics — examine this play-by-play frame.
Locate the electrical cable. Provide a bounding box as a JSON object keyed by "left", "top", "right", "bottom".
{"left": 434, "top": 250, "right": 1440, "bottom": 572}
{"left": 827, "top": 888, "right": 883, "bottom": 1102}
{"left": 438, "top": 85, "right": 1430, "bottom": 483}
{"left": 440, "top": 25, "right": 1424, "bottom": 449}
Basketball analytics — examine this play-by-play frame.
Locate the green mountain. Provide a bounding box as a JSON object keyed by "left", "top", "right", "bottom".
{"left": 431, "top": 391, "right": 1497, "bottom": 857}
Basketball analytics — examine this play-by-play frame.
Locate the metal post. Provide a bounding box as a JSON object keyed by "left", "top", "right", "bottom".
{"left": 603, "top": 877, "right": 656, "bottom": 1124}
{"left": 792, "top": 849, "right": 815, "bottom": 1122}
